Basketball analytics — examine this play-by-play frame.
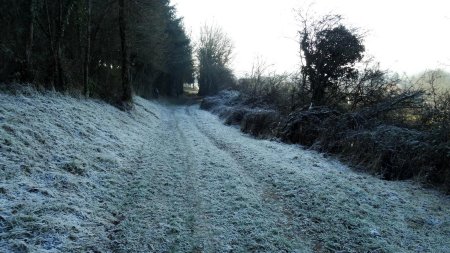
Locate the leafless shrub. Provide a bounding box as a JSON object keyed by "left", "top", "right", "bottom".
{"left": 202, "top": 87, "right": 450, "bottom": 192}
{"left": 200, "top": 90, "right": 240, "bottom": 110}
{"left": 278, "top": 107, "right": 339, "bottom": 146}
{"left": 240, "top": 109, "right": 280, "bottom": 138}
{"left": 223, "top": 107, "right": 250, "bottom": 125}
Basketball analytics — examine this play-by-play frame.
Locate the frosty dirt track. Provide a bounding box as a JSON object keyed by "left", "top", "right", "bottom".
{"left": 1, "top": 93, "right": 449, "bottom": 252}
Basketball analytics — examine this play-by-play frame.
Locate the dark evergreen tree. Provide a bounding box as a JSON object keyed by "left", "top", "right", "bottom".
{"left": 0, "top": 0, "right": 194, "bottom": 103}
{"left": 299, "top": 14, "right": 365, "bottom": 106}
{"left": 129, "top": 0, "right": 194, "bottom": 98}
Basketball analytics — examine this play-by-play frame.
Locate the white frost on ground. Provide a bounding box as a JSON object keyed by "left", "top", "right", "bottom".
{"left": 0, "top": 91, "right": 449, "bottom": 252}
{"left": 0, "top": 92, "right": 160, "bottom": 252}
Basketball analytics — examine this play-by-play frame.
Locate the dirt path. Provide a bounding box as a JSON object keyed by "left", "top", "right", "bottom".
{"left": 111, "top": 103, "right": 450, "bottom": 252}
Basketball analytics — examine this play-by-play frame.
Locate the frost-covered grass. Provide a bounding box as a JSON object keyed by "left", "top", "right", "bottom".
{"left": 186, "top": 106, "right": 450, "bottom": 253}
{"left": 0, "top": 90, "right": 160, "bottom": 252}
{"left": 1, "top": 89, "right": 449, "bottom": 252}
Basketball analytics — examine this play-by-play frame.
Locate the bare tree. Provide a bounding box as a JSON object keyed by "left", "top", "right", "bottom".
{"left": 423, "top": 70, "right": 442, "bottom": 110}
{"left": 197, "top": 24, "right": 234, "bottom": 96}
{"left": 249, "top": 56, "right": 270, "bottom": 95}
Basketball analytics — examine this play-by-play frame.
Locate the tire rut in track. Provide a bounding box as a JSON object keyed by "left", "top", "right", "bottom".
{"left": 177, "top": 105, "right": 312, "bottom": 252}
{"left": 109, "top": 105, "right": 212, "bottom": 252}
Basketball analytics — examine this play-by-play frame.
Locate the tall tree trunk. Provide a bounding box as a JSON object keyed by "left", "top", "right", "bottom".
{"left": 119, "top": 0, "right": 132, "bottom": 102}
{"left": 83, "top": 0, "right": 91, "bottom": 97}
{"left": 55, "top": 0, "right": 65, "bottom": 91}
{"left": 311, "top": 78, "right": 325, "bottom": 106}
{"left": 25, "top": 0, "right": 35, "bottom": 82}
{"left": 44, "top": 0, "right": 57, "bottom": 90}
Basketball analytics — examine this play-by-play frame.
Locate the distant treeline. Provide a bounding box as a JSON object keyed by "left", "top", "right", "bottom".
{"left": 0, "top": 0, "right": 194, "bottom": 103}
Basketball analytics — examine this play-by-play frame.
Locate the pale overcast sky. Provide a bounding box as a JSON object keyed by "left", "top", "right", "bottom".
{"left": 172, "top": 0, "right": 450, "bottom": 77}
